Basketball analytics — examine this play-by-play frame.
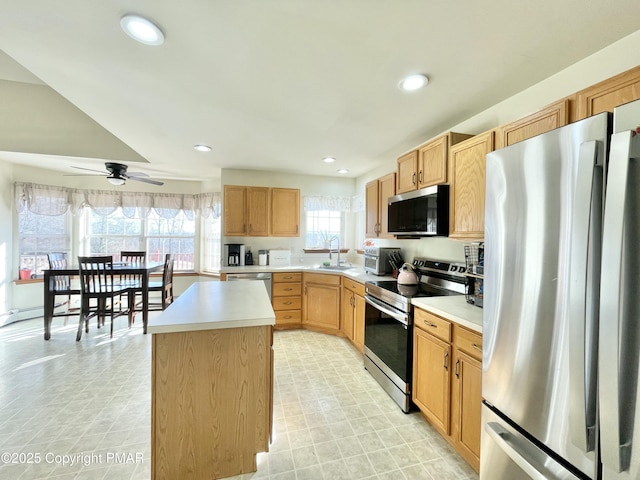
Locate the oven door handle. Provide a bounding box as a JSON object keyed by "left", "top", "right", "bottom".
{"left": 365, "top": 295, "right": 409, "bottom": 326}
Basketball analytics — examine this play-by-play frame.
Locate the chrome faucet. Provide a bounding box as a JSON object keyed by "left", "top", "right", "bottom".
{"left": 328, "top": 235, "right": 342, "bottom": 266}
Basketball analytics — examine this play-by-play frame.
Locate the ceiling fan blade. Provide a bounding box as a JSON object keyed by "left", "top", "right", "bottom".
{"left": 127, "top": 175, "right": 164, "bottom": 186}
{"left": 126, "top": 171, "right": 150, "bottom": 178}
{"left": 63, "top": 173, "right": 108, "bottom": 177}
{"left": 71, "top": 165, "right": 109, "bottom": 174}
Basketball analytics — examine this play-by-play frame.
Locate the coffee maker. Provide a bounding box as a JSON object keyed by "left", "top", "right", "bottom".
{"left": 224, "top": 244, "right": 246, "bottom": 266}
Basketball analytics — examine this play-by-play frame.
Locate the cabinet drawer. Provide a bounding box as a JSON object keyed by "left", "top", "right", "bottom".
{"left": 275, "top": 310, "right": 301, "bottom": 324}
{"left": 303, "top": 272, "right": 341, "bottom": 286}
{"left": 273, "top": 272, "right": 302, "bottom": 283}
{"left": 342, "top": 278, "right": 365, "bottom": 297}
{"left": 272, "top": 296, "right": 302, "bottom": 311}
{"left": 414, "top": 308, "right": 451, "bottom": 343}
{"left": 455, "top": 326, "right": 483, "bottom": 361}
{"left": 272, "top": 283, "right": 302, "bottom": 297}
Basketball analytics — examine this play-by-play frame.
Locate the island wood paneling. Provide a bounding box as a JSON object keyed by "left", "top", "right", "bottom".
{"left": 152, "top": 325, "right": 272, "bottom": 480}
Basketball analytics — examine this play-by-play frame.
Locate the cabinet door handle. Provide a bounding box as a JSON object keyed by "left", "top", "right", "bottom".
{"left": 284, "top": 301, "right": 292, "bottom": 305}
{"left": 444, "top": 351, "right": 449, "bottom": 370}
{"left": 423, "top": 320, "right": 437, "bottom": 328}
{"left": 472, "top": 343, "right": 482, "bottom": 352}
{"left": 418, "top": 170, "right": 423, "bottom": 184}
{"left": 412, "top": 172, "right": 416, "bottom": 185}
{"left": 455, "top": 359, "right": 460, "bottom": 378}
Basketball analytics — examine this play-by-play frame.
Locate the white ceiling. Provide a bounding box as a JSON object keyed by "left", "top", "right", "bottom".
{"left": 1, "top": 1, "right": 640, "bottom": 183}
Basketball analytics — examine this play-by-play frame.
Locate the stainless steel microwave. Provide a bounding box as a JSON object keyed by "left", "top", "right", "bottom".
{"left": 387, "top": 185, "right": 449, "bottom": 236}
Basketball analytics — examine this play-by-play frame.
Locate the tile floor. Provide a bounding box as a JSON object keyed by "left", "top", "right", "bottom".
{"left": 0, "top": 315, "right": 478, "bottom": 479}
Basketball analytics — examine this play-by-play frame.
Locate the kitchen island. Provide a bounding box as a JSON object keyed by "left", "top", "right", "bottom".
{"left": 148, "top": 281, "right": 275, "bottom": 480}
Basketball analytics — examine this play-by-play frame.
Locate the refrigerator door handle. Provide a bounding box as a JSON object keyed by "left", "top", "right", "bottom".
{"left": 568, "top": 140, "right": 600, "bottom": 453}
{"left": 600, "top": 130, "right": 640, "bottom": 472}
{"left": 485, "top": 422, "right": 549, "bottom": 480}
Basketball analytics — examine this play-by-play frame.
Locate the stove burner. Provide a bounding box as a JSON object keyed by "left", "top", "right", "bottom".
{"left": 366, "top": 280, "right": 457, "bottom": 298}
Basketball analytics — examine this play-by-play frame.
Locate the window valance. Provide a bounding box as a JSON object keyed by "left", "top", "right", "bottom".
{"left": 15, "top": 182, "right": 221, "bottom": 219}
{"left": 303, "top": 195, "right": 354, "bottom": 212}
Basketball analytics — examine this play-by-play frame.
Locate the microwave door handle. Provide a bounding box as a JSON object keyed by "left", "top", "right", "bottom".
{"left": 364, "top": 296, "right": 409, "bottom": 326}
{"left": 568, "top": 140, "right": 600, "bottom": 452}
{"left": 600, "top": 130, "right": 640, "bottom": 472}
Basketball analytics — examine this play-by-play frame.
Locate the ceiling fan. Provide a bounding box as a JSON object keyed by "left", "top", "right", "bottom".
{"left": 66, "top": 162, "right": 164, "bottom": 186}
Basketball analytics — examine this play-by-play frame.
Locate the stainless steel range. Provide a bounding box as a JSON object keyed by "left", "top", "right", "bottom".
{"left": 364, "top": 257, "right": 467, "bottom": 412}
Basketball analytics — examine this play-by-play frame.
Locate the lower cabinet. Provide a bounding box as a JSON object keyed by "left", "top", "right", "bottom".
{"left": 341, "top": 278, "right": 365, "bottom": 352}
{"left": 272, "top": 272, "right": 302, "bottom": 328}
{"left": 302, "top": 273, "right": 341, "bottom": 333}
{"left": 413, "top": 307, "right": 483, "bottom": 472}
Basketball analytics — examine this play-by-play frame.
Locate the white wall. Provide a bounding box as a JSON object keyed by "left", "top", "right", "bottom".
{"left": 221, "top": 169, "right": 358, "bottom": 265}
{"left": 0, "top": 159, "right": 15, "bottom": 325}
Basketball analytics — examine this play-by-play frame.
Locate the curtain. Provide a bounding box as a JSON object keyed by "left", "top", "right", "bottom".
{"left": 303, "top": 195, "right": 353, "bottom": 212}
{"left": 14, "top": 182, "right": 221, "bottom": 219}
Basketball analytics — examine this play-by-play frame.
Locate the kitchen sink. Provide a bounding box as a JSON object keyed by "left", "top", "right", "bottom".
{"left": 315, "top": 265, "right": 354, "bottom": 271}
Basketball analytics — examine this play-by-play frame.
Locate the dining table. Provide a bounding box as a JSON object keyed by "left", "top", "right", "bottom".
{"left": 42, "top": 260, "right": 164, "bottom": 340}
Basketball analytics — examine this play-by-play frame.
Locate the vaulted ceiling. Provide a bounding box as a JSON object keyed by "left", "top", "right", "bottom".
{"left": 1, "top": 1, "right": 640, "bottom": 182}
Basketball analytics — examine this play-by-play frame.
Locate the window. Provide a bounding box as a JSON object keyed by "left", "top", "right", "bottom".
{"left": 18, "top": 209, "right": 71, "bottom": 276}
{"left": 84, "top": 208, "right": 196, "bottom": 270}
{"left": 305, "top": 210, "right": 343, "bottom": 249}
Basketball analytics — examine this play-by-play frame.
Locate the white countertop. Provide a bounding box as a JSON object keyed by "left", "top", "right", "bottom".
{"left": 219, "top": 264, "right": 393, "bottom": 283}
{"left": 148, "top": 281, "right": 275, "bottom": 334}
{"left": 411, "top": 295, "right": 483, "bottom": 333}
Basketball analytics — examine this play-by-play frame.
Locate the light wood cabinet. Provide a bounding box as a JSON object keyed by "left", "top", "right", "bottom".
{"left": 413, "top": 323, "right": 452, "bottom": 436}
{"left": 341, "top": 277, "right": 365, "bottom": 352}
{"left": 272, "top": 272, "right": 302, "bottom": 329}
{"left": 302, "top": 273, "right": 341, "bottom": 333}
{"left": 152, "top": 325, "right": 272, "bottom": 480}
{"left": 413, "top": 307, "right": 482, "bottom": 473}
{"left": 271, "top": 188, "right": 300, "bottom": 237}
{"left": 247, "top": 187, "right": 270, "bottom": 236}
{"left": 452, "top": 326, "right": 483, "bottom": 472}
{"left": 396, "top": 150, "right": 419, "bottom": 194}
{"left": 448, "top": 131, "right": 494, "bottom": 240}
{"left": 223, "top": 185, "right": 248, "bottom": 236}
{"left": 397, "top": 133, "right": 473, "bottom": 195}
{"left": 365, "top": 172, "right": 395, "bottom": 238}
{"left": 224, "top": 185, "right": 300, "bottom": 237}
{"left": 575, "top": 65, "right": 640, "bottom": 120}
{"left": 497, "top": 99, "right": 570, "bottom": 149}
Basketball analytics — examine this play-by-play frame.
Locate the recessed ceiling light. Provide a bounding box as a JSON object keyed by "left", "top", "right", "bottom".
{"left": 120, "top": 14, "right": 165, "bottom": 46}
{"left": 194, "top": 144, "right": 212, "bottom": 152}
{"left": 337, "top": 169, "right": 349, "bottom": 174}
{"left": 322, "top": 157, "right": 336, "bottom": 163}
{"left": 399, "top": 74, "right": 429, "bottom": 92}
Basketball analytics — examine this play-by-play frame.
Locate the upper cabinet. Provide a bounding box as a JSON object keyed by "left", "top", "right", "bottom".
{"left": 396, "top": 150, "right": 419, "bottom": 194}
{"left": 496, "top": 99, "right": 570, "bottom": 149}
{"left": 575, "top": 65, "right": 640, "bottom": 120}
{"left": 396, "top": 133, "right": 473, "bottom": 194}
{"left": 271, "top": 188, "right": 300, "bottom": 237}
{"left": 224, "top": 185, "right": 300, "bottom": 237}
{"left": 448, "top": 131, "right": 494, "bottom": 240}
{"left": 224, "top": 185, "right": 248, "bottom": 236}
{"left": 365, "top": 173, "right": 395, "bottom": 238}
{"left": 247, "top": 187, "right": 270, "bottom": 236}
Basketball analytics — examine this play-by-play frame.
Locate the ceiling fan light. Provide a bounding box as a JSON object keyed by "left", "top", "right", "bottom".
{"left": 120, "top": 14, "right": 165, "bottom": 46}
{"left": 107, "top": 175, "right": 126, "bottom": 186}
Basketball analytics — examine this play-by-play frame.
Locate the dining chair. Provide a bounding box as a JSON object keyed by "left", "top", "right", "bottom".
{"left": 148, "top": 253, "right": 175, "bottom": 311}
{"left": 120, "top": 251, "right": 146, "bottom": 324}
{"left": 46, "top": 252, "right": 81, "bottom": 324}
{"left": 77, "top": 256, "right": 129, "bottom": 341}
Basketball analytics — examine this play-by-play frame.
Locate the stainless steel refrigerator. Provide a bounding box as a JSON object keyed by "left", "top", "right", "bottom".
{"left": 481, "top": 99, "right": 640, "bottom": 480}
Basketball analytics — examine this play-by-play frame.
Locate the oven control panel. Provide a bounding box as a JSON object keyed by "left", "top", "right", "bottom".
{"left": 412, "top": 257, "right": 467, "bottom": 278}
